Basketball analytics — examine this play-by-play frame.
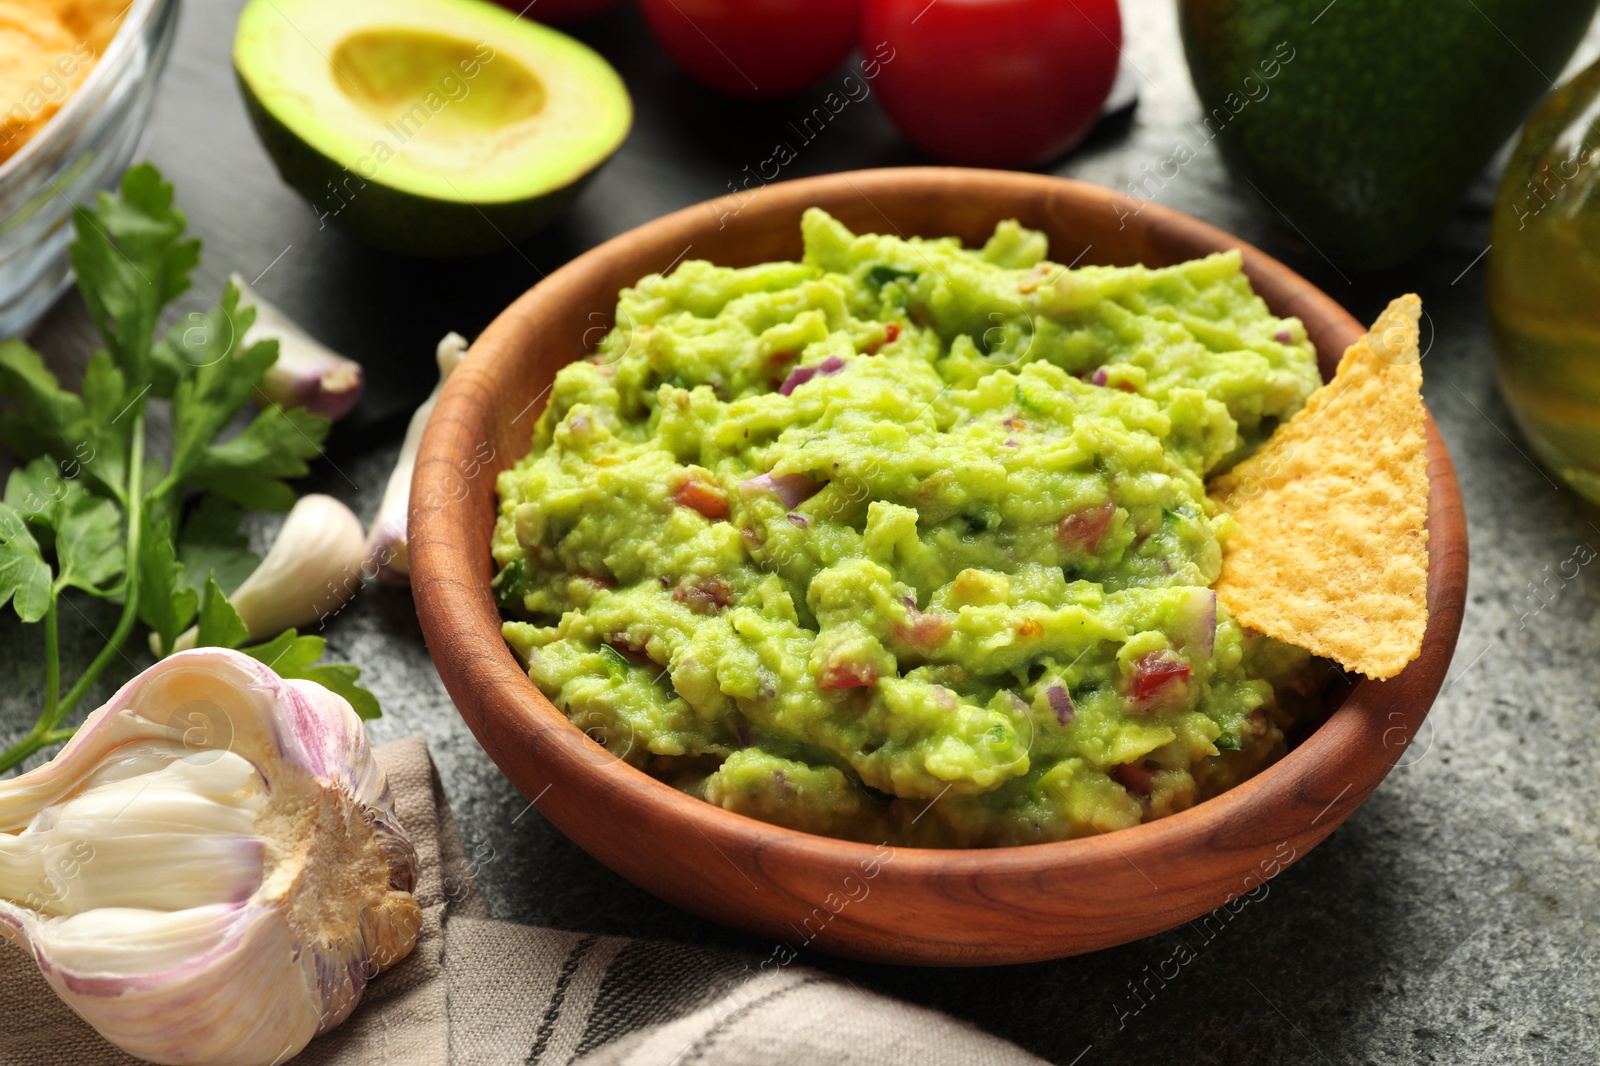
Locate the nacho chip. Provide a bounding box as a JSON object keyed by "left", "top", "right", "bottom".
{"left": 1209, "top": 295, "right": 1429, "bottom": 680}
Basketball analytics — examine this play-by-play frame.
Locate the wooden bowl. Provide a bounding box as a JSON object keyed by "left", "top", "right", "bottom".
{"left": 410, "top": 167, "right": 1468, "bottom": 965}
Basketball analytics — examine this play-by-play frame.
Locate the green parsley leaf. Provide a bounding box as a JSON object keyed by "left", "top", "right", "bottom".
{"left": 54, "top": 491, "right": 124, "bottom": 596}
{"left": 166, "top": 283, "right": 329, "bottom": 511}
{"left": 177, "top": 494, "right": 258, "bottom": 596}
{"left": 187, "top": 405, "right": 330, "bottom": 511}
{"left": 0, "top": 345, "right": 131, "bottom": 501}
{"left": 0, "top": 503, "right": 52, "bottom": 623}
{"left": 242, "top": 630, "right": 381, "bottom": 719}
{"left": 4, "top": 463, "right": 123, "bottom": 596}
{"left": 77, "top": 352, "right": 130, "bottom": 491}
{"left": 5, "top": 457, "right": 72, "bottom": 533}
{"left": 194, "top": 576, "right": 248, "bottom": 650}
{"left": 0, "top": 342, "right": 81, "bottom": 456}
{"left": 0, "top": 163, "right": 382, "bottom": 773}
{"left": 70, "top": 163, "right": 199, "bottom": 388}
{"left": 137, "top": 515, "right": 196, "bottom": 657}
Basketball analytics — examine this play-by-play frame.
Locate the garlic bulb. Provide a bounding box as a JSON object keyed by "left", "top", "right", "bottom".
{"left": 0, "top": 648, "right": 419, "bottom": 1066}
{"left": 364, "top": 331, "right": 469, "bottom": 586}
{"left": 171, "top": 494, "right": 367, "bottom": 653}
{"left": 231, "top": 272, "right": 365, "bottom": 421}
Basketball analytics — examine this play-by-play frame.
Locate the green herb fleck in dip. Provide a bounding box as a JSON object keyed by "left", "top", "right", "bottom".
{"left": 494, "top": 209, "right": 1326, "bottom": 847}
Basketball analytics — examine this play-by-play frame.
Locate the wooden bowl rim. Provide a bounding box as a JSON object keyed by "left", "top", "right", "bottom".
{"left": 412, "top": 166, "right": 1466, "bottom": 882}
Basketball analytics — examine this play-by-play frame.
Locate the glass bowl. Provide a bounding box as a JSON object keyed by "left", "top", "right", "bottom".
{"left": 0, "top": 0, "right": 180, "bottom": 336}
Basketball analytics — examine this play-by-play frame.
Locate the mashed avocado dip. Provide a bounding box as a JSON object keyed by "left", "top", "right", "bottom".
{"left": 494, "top": 209, "right": 1325, "bottom": 847}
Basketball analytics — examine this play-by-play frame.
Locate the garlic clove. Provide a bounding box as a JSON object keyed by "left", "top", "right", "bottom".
{"left": 363, "top": 331, "right": 470, "bottom": 586}
{"left": 170, "top": 494, "right": 367, "bottom": 653}
{"left": 231, "top": 272, "right": 365, "bottom": 422}
{"left": 0, "top": 648, "right": 418, "bottom": 1066}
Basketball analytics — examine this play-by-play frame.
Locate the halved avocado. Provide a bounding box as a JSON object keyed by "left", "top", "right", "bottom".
{"left": 234, "top": 0, "right": 631, "bottom": 257}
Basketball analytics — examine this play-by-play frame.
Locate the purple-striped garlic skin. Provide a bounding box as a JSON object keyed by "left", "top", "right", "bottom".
{"left": 364, "top": 331, "right": 470, "bottom": 586}
{"left": 231, "top": 272, "right": 365, "bottom": 423}
{"left": 0, "top": 648, "right": 419, "bottom": 1066}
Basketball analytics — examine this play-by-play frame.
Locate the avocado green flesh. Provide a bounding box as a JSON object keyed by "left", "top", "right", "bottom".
{"left": 494, "top": 210, "right": 1325, "bottom": 847}
{"left": 233, "top": 0, "right": 631, "bottom": 257}
{"left": 1179, "top": 0, "right": 1600, "bottom": 271}
{"left": 236, "top": 84, "right": 597, "bottom": 257}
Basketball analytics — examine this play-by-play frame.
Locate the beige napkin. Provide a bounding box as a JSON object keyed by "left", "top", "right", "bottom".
{"left": 0, "top": 738, "right": 1047, "bottom": 1066}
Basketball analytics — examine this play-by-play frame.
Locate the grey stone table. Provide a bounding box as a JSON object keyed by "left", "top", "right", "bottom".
{"left": 8, "top": 1, "right": 1600, "bottom": 1063}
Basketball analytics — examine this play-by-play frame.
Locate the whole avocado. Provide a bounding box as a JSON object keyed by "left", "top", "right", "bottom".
{"left": 1178, "top": 0, "right": 1600, "bottom": 270}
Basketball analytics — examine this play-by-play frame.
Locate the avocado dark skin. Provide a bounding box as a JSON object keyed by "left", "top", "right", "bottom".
{"left": 1178, "top": 0, "right": 1600, "bottom": 271}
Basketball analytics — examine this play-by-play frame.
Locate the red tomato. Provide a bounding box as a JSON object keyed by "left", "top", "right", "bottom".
{"left": 639, "top": 0, "right": 864, "bottom": 99}
{"left": 862, "top": 0, "right": 1122, "bottom": 167}
{"left": 1130, "top": 651, "right": 1191, "bottom": 702}
{"left": 497, "top": 0, "right": 623, "bottom": 22}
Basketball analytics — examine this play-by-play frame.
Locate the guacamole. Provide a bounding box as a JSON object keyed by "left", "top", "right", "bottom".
{"left": 494, "top": 209, "right": 1325, "bottom": 847}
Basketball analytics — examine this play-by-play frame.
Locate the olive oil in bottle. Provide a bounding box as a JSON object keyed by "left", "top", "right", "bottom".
{"left": 1489, "top": 57, "right": 1600, "bottom": 502}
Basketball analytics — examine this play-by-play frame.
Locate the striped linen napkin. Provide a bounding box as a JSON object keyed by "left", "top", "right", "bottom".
{"left": 0, "top": 736, "right": 1046, "bottom": 1065}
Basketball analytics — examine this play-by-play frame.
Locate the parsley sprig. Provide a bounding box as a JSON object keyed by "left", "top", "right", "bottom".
{"left": 0, "top": 164, "right": 379, "bottom": 772}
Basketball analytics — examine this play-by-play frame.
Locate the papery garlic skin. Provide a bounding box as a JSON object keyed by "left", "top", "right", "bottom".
{"left": 171, "top": 494, "right": 367, "bottom": 653}
{"left": 364, "top": 331, "right": 469, "bottom": 586}
{"left": 0, "top": 648, "right": 419, "bottom": 1066}
{"left": 231, "top": 272, "right": 365, "bottom": 421}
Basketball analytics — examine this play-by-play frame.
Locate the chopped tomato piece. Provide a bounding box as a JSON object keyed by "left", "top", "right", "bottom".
{"left": 1017, "top": 617, "right": 1043, "bottom": 638}
{"left": 674, "top": 477, "right": 729, "bottom": 521}
{"left": 1114, "top": 760, "right": 1158, "bottom": 798}
{"left": 1130, "top": 651, "right": 1191, "bottom": 701}
{"left": 895, "top": 610, "right": 953, "bottom": 649}
{"left": 818, "top": 659, "right": 880, "bottom": 690}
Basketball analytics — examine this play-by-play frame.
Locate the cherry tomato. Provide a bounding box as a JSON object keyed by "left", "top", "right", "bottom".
{"left": 639, "top": 0, "right": 864, "bottom": 99}
{"left": 503, "top": 0, "right": 623, "bottom": 21}
{"left": 862, "top": 0, "right": 1122, "bottom": 167}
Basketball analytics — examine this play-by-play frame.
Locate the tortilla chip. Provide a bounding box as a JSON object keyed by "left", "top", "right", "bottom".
{"left": 1209, "top": 295, "right": 1429, "bottom": 680}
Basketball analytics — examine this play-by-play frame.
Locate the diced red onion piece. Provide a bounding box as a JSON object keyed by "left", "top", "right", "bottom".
{"left": 779, "top": 366, "right": 816, "bottom": 395}
{"left": 672, "top": 577, "right": 732, "bottom": 614}
{"left": 739, "top": 472, "right": 820, "bottom": 509}
{"left": 1274, "top": 328, "right": 1292, "bottom": 344}
{"left": 1091, "top": 368, "right": 1108, "bottom": 387}
{"left": 1057, "top": 500, "right": 1116, "bottom": 552}
{"left": 1179, "top": 588, "right": 1218, "bottom": 659}
{"left": 778, "top": 355, "right": 845, "bottom": 395}
{"left": 1047, "top": 684, "right": 1075, "bottom": 725}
